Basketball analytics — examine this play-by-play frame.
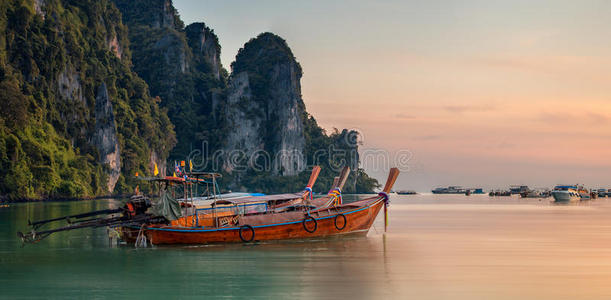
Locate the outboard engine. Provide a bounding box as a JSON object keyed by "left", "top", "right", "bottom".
{"left": 18, "top": 195, "right": 164, "bottom": 244}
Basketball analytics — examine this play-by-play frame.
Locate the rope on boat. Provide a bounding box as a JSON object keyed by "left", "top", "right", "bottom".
{"left": 328, "top": 187, "right": 342, "bottom": 206}
{"left": 135, "top": 224, "right": 148, "bottom": 248}
{"left": 107, "top": 227, "right": 120, "bottom": 239}
{"left": 379, "top": 192, "right": 390, "bottom": 232}
{"left": 378, "top": 192, "right": 390, "bottom": 207}
{"left": 304, "top": 187, "right": 313, "bottom": 202}
{"left": 304, "top": 187, "right": 314, "bottom": 216}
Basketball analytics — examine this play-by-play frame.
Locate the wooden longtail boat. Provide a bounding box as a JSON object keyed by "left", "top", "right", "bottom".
{"left": 121, "top": 168, "right": 399, "bottom": 245}
{"left": 18, "top": 166, "right": 398, "bottom": 246}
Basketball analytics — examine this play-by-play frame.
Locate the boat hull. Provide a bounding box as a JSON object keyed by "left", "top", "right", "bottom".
{"left": 123, "top": 198, "right": 384, "bottom": 245}
{"left": 552, "top": 191, "right": 580, "bottom": 202}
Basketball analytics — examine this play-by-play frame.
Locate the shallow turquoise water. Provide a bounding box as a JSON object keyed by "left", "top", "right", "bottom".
{"left": 3, "top": 195, "right": 611, "bottom": 299}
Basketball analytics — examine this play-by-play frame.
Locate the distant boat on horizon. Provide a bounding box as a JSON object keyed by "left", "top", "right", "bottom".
{"left": 552, "top": 185, "right": 589, "bottom": 202}
{"left": 489, "top": 190, "right": 512, "bottom": 197}
{"left": 510, "top": 185, "right": 529, "bottom": 195}
{"left": 396, "top": 190, "right": 417, "bottom": 195}
{"left": 520, "top": 189, "right": 551, "bottom": 198}
{"left": 467, "top": 188, "right": 484, "bottom": 194}
{"left": 432, "top": 186, "right": 466, "bottom": 194}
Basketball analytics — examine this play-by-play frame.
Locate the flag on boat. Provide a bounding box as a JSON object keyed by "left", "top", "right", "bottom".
{"left": 174, "top": 161, "right": 181, "bottom": 176}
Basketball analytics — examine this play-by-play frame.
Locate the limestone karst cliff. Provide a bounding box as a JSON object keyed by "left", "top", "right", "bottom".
{"left": 225, "top": 33, "right": 306, "bottom": 176}
{"left": 109, "top": 0, "right": 380, "bottom": 193}
{"left": 113, "top": 0, "right": 226, "bottom": 161}
{"left": 185, "top": 23, "right": 222, "bottom": 81}
{"left": 1, "top": 0, "right": 378, "bottom": 199}
{"left": 0, "top": 0, "right": 175, "bottom": 200}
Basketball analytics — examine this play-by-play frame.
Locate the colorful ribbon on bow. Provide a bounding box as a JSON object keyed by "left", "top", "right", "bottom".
{"left": 379, "top": 192, "right": 390, "bottom": 232}
{"left": 304, "top": 187, "right": 313, "bottom": 203}
{"left": 328, "top": 187, "right": 343, "bottom": 206}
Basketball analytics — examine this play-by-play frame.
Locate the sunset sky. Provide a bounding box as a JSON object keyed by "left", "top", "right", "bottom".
{"left": 174, "top": 0, "right": 611, "bottom": 191}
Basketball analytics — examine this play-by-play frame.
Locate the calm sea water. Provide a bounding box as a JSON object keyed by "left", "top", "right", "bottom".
{"left": 2, "top": 195, "right": 611, "bottom": 299}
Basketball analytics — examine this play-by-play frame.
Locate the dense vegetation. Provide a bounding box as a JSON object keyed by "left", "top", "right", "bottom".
{"left": 0, "top": 0, "right": 175, "bottom": 200}
{"left": 1, "top": 0, "right": 378, "bottom": 200}
{"left": 112, "top": 0, "right": 227, "bottom": 162}
{"left": 237, "top": 124, "right": 380, "bottom": 194}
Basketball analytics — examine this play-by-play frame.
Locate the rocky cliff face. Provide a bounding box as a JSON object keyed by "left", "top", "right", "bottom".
{"left": 0, "top": 0, "right": 175, "bottom": 199}
{"left": 104, "top": 1, "right": 379, "bottom": 193}
{"left": 185, "top": 23, "right": 222, "bottom": 80}
{"left": 57, "top": 66, "right": 83, "bottom": 103}
{"left": 224, "top": 71, "right": 260, "bottom": 168}
{"left": 113, "top": 0, "right": 182, "bottom": 30}
{"left": 155, "top": 0, "right": 177, "bottom": 29}
{"left": 113, "top": 0, "right": 226, "bottom": 161}
{"left": 1, "top": 0, "right": 378, "bottom": 199}
{"left": 92, "top": 83, "right": 121, "bottom": 192}
{"left": 225, "top": 33, "right": 306, "bottom": 176}
{"left": 33, "top": 0, "right": 45, "bottom": 19}
{"left": 107, "top": 35, "right": 122, "bottom": 59}
{"left": 267, "top": 62, "right": 306, "bottom": 176}
{"left": 153, "top": 31, "right": 189, "bottom": 75}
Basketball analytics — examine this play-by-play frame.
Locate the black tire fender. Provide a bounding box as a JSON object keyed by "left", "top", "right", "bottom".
{"left": 302, "top": 216, "right": 317, "bottom": 233}
{"left": 239, "top": 225, "right": 255, "bottom": 242}
{"left": 334, "top": 214, "right": 347, "bottom": 231}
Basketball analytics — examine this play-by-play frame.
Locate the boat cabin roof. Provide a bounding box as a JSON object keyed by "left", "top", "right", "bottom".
{"left": 185, "top": 172, "right": 222, "bottom": 179}
{"left": 213, "top": 192, "right": 305, "bottom": 205}
{"left": 554, "top": 185, "right": 577, "bottom": 189}
{"left": 137, "top": 176, "right": 186, "bottom": 183}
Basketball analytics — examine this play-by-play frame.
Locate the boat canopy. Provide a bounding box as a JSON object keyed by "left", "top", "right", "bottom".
{"left": 554, "top": 185, "right": 577, "bottom": 190}
{"left": 151, "top": 190, "right": 183, "bottom": 221}
{"left": 213, "top": 193, "right": 305, "bottom": 205}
